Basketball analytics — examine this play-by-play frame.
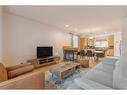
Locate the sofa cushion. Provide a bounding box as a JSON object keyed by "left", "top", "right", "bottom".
{"left": 8, "top": 65, "right": 34, "bottom": 79}
{"left": 0, "top": 63, "right": 8, "bottom": 82}
{"left": 74, "top": 78, "right": 112, "bottom": 89}
{"left": 95, "top": 63, "right": 115, "bottom": 74}
{"left": 6, "top": 63, "right": 31, "bottom": 71}
{"left": 0, "top": 71, "right": 45, "bottom": 89}
{"left": 102, "top": 57, "right": 118, "bottom": 66}
{"left": 84, "top": 68, "right": 113, "bottom": 88}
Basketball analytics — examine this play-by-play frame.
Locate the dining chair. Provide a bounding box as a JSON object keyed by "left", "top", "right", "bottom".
{"left": 86, "top": 50, "right": 95, "bottom": 60}
{"left": 80, "top": 50, "right": 86, "bottom": 60}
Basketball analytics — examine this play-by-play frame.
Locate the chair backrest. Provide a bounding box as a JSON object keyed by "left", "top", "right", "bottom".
{"left": 80, "top": 50, "right": 86, "bottom": 56}
{"left": 86, "top": 50, "right": 93, "bottom": 56}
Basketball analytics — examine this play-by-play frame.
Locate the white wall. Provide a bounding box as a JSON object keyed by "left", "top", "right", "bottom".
{"left": 3, "top": 12, "right": 71, "bottom": 66}
{"left": 121, "top": 17, "right": 127, "bottom": 77}
{"left": 0, "top": 7, "right": 3, "bottom": 63}
{"left": 114, "top": 32, "right": 121, "bottom": 57}
{"left": 122, "top": 18, "right": 127, "bottom": 54}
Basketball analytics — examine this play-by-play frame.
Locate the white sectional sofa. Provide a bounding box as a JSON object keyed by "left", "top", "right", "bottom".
{"left": 67, "top": 57, "right": 120, "bottom": 89}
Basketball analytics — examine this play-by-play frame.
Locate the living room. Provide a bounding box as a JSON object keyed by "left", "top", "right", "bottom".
{"left": 0, "top": 6, "right": 127, "bottom": 90}
{"left": 1, "top": 6, "right": 122, "bottom": 65}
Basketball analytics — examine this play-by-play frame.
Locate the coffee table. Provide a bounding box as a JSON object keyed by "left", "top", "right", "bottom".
{"left": 49, "top": 62, "right": 81, "bottom": 80}
{"left": 45, "top": 67, "right": 90, "bottom": 89}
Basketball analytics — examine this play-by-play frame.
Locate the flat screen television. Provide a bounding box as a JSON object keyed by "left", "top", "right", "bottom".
{"left": 37, "top": 47, "right": 53, "bottom": 58}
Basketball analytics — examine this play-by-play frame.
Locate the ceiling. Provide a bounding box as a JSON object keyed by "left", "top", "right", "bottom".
{"left": 4, "top": 6, "right": 127, "bottom": 36}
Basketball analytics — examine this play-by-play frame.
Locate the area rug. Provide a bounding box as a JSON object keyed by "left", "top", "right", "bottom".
{"left": 45, "top": 68, "right": 90, "bottom": 89}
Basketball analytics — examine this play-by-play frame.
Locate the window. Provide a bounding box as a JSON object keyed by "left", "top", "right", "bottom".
{"left": 95, "top": 41, "right": 108, "bottom": 48}
{"left": 72, "top": 35, "right": 79, "bottom": 48}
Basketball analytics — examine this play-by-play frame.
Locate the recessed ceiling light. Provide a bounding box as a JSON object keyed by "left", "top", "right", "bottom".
{"left": 65, "top": 25, "right": 69, "bottom": 27}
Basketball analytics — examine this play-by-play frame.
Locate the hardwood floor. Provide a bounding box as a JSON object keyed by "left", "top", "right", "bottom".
{"left": 34, "top": 58, "right": 102, "bottom": 73}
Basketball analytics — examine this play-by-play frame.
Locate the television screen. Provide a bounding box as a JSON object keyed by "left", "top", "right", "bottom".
{"left": 37, "top": 47, "right": 53, "bottom": 58}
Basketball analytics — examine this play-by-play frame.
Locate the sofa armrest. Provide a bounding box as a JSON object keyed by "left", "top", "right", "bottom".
{"left": 0, "top": 71, "right": 45, "bottom": 89}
